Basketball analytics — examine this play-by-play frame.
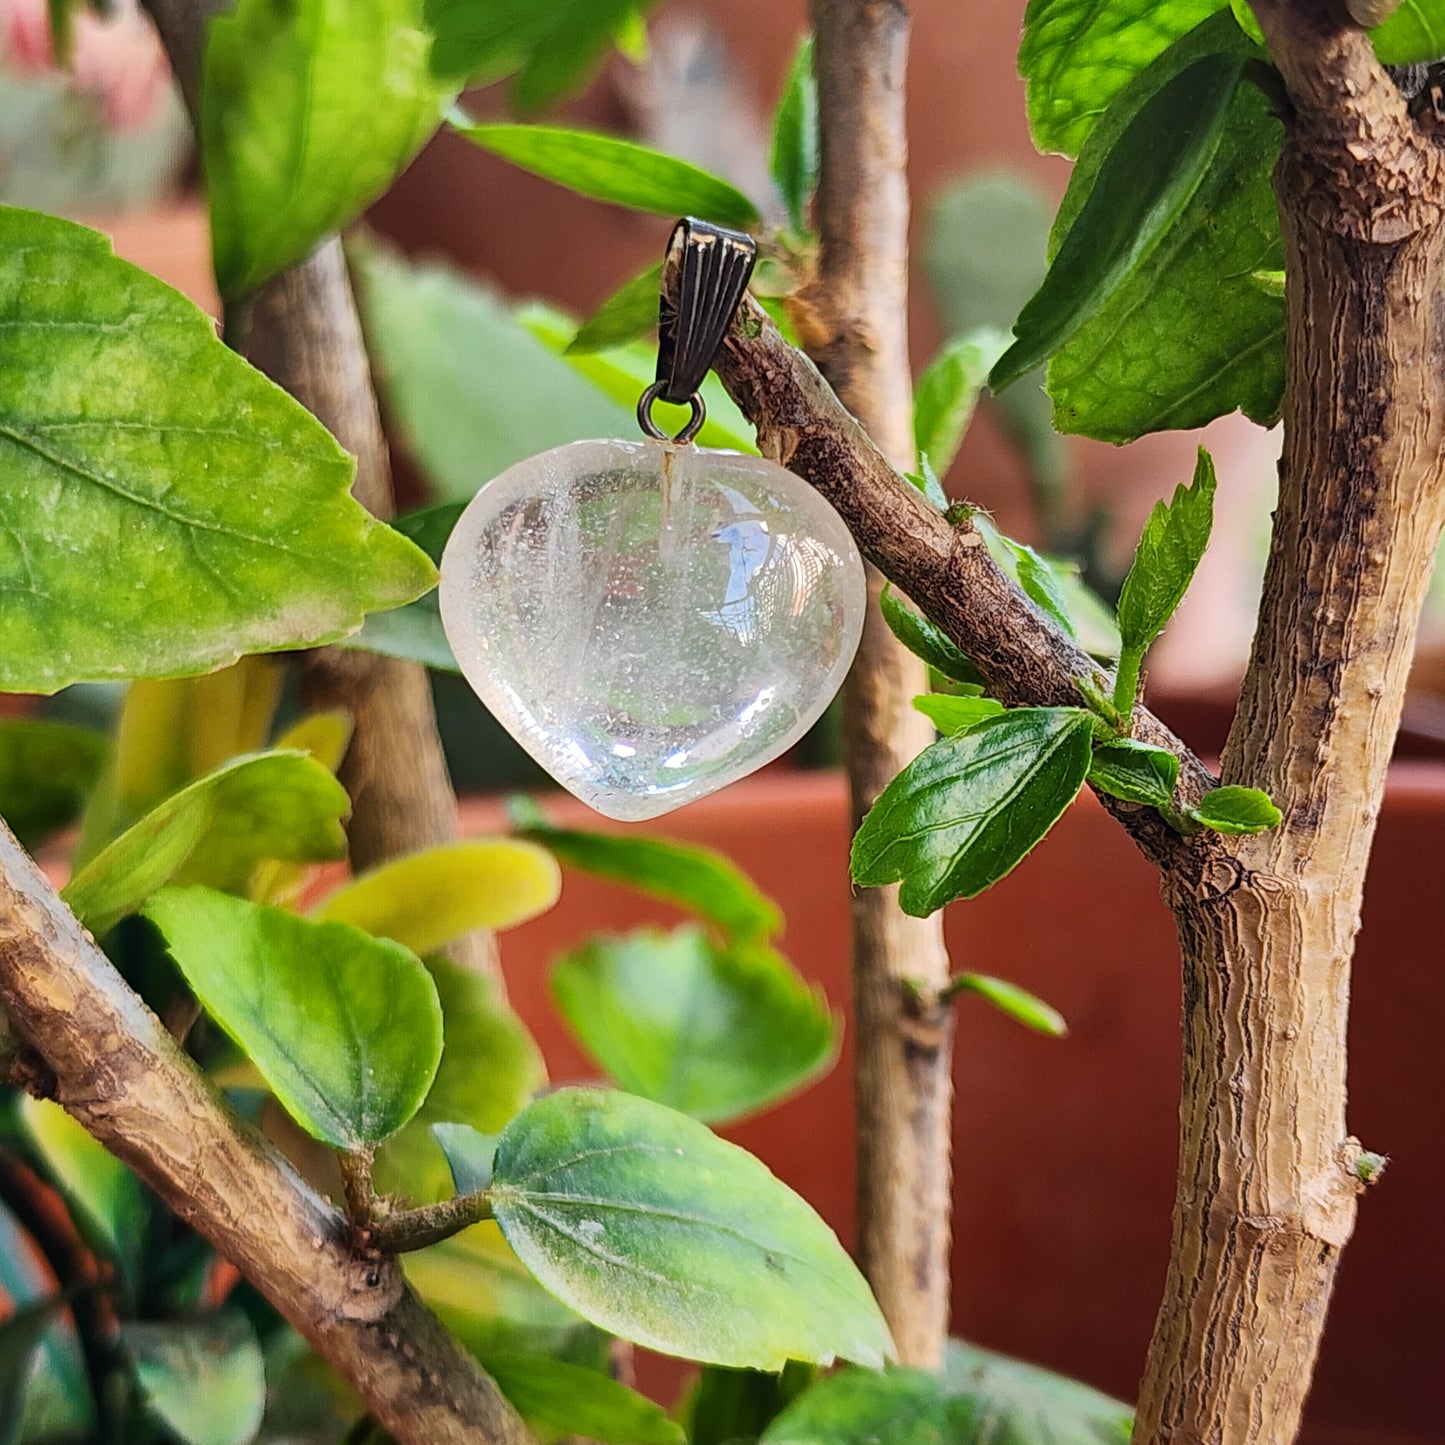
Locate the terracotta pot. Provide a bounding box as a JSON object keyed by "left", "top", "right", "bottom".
{"left": 460, "top": 745, "right": 1445, "bottom": 1443}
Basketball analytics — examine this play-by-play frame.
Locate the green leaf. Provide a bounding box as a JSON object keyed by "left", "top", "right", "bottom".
{"left": 912, "top": 694, "right": 1005, "bottom": 735}
{"left": 0, "top": 720, "right": 109, "bottom": 850}
{"left": 948, "top": 974, "right": 1067, "bottom": 1037}
{"left": 62, "top": 752, "right": 349, "bottom": 937}
{"left": 1038, "top": 15, "right": 1285, "bottom": 442}
{"left": 761, "top": 1366, "right": 977, "bottom": 1445}
{"left": 941, "top": 1340, "right": 1136, "bottom": 1445}
{"left": 0, "top": 208, "right": 436, "bottom": 694}
{"left": 489, "top": 1087, "right": 893, "bottom": 1370}
{"left": 550, "top": 927, "right": 836, "bottom": 1125}
{"left": 687, "top": 1364, "right": 815, "bottom": 1445}
{"left": 992, "top": 50, "right": 1249, "bottom": 393}
{"left": 851, "top": 708, "right": 1095, "bottom": 916}
{"left": 904, "top": 456, "right": 950, "bottom": 512}
{"left": 123, "top": 1315, "right": 265, "bottom": 1445}
{"left": 202, "top": 0, "right": 451, "bottom": 300}
{"left": 976, "top": 524, "right": 1080, "bottom": 640}
{"left": 1187, "top": 785, "right": 1281, "bottom": 835}
{"left": 403, "top": 1221, "right": 605, "bottom": 1363}
{"left": 769, "top": 35, "right": 818, "bottom": 233}
{"left": 481, "top": 1354, "right": 684, "bottom": 1445}
{"left": 1116, "top": 449, "right": 1216, "bottom": 655}
{"left": 144, "top": 887, "right": 442, "bottom": 1150}
{"left": 1019, "top": 0, "right": 1222, "bottom": 156}
{"left": 1088, "top": 739, "right": 1180, "bottom": 808}
{"left": 0, "top": 1298, "right": 63, "bottom": 1445}
{"left": 351, "top": 240, "right": 633, "bottom": 503}
{"left": 518, "top": 304, "right": 758, "bottom": 453}
{"left": 18, "top": 1098, "right": 150, "bottom": 1299}
{"left": 912, "top": 329, "right": 1007, "bottom": 479}
{"left": 451, "top": 122, "right": 761, "bottom": 228}
{"left": 762, "top": 1341, "right": 1134, "bottom": 1445}
{"left": 518, "top": 818, "right": 781, "bottom": 942}
{"left": 433, "top": 1122, "right": 499, "bottom": 1196}
{"left": 567, "top": 264, "right": 662, "bottom": 354}
{"left": 879, "top": 585, "right": 982, "bottom": 687}
{"left": 376, "top": 957, "right": 545, "bottom": 1204}
{"left": 424, "top": 0, "right": 662, "bottom": 107}
{"left": 313, "top": 840, "right": 561, "bottom": 953}
{"left": 1372, "top": 1, "right": 1445, "bottom": 62}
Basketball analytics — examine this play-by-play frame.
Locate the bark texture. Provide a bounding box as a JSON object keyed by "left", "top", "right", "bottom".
{"left": 0, "top": 823, "right": 530, "bottom": 1445}
{"left": 1132, "top": 7, "right": 1445, "bottom": 1440}
{"left": 804, "top": 0, "right": 954, "bottom": 1369}
{"left": 244, "top": 245, "right": 497, "bottom": 978}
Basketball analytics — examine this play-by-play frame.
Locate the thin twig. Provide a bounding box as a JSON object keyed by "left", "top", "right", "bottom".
{"left": 370, "top": 1193, "right": 493, "bottom": 1255}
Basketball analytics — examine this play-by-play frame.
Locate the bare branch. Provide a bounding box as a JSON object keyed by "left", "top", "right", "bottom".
{"left": 0, "top": 821, "right": 530, "bottom": 1444}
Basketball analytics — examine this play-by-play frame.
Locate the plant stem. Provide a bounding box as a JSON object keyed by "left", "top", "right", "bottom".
{"left": 1133, "top": 8, "right": 1445, "bottom": 1438}
{"left": 805, "top": 0, "right": 954, "bottom": 1369}
{"left": 0, "top": 821, "right": 531, "bottom": 1445}
{"left": 1110, "top": 646, "right": 1142, "bottom": 722}
{"left": 370, "top": 1192, "right": 493, "bottom": 1255}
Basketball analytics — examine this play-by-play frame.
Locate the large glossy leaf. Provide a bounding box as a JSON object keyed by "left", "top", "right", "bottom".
{"left": 62, "top": 751, "right": 348, "bottom": 936}
{"left": 1019, "top": 0, "right": 1221, "bottom": 156}
{"left": 202, "top": 0, "right": 451, "bottom": 300}
{"left": 489, "top": 1087, "right": 893, "bottom": 1370}
{"left": 518, "top": 814, "right": 781, "bottom": 942}
{"left": 551, "top": 927, "right": 835, "bottom": 1124}
{"left": 769, "top": 35, "right": 818, "bottom": 232}
{"left": 452, "top": 123, "right": 761, "bottom": 228}
{"left": 123, "top": 1315, "right": 266, "bottom": 1445}
{"left": 375, "top": 957, "right": 546, "bottom": 1204}
{"left": 1037, "top": 16, "right": 1285, "bottom": 441}
{"left": 312, "top": 840, "right": 561, "bottom": 954}
{"left": 352, "top": 241, "right": 632, "bottom": 503}
{"left": 144, "top": 887, "right": 442, "bottom": 1150}
{"left": 992, "top": 50, "right": 1249, "bottom": 392}
{"left": 425, "top": 0, "right": 662, "bottom": 108}
{"left": 0, "top": 719, "right": 109, "bottom": 849}
{"left": 1116, "top": 449, "right": 1216, "bottom": 655}
{"left": 852, "top": 708, "right": 1095, "bottom": 916}
{"left": 1370, "top": 2, "right": 1445, "bottom": 62}
{"left": 762, "top": 1341, "right": 1134, "bottom": 1445}
{"left": 0, "top": 208, "right": 435, "bottom": 694}
{"left": 482, "top": 1354, "right": 684, "bottom": 1445}
{"left": 19, "top": 1098, "right": 150, "bottom": 1299}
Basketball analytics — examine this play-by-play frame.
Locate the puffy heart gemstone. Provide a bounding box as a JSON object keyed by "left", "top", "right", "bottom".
{"left": 439, "top": 438, "right": 866, "bottom": 820}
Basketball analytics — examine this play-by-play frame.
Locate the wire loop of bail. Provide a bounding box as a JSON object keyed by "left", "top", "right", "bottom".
{"left": 637, "top": 217, "right": 757, "bottom": 445}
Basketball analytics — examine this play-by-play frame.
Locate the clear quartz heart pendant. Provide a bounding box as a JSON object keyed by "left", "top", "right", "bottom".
{"left": 438, "top": 218, "right": 867, "bottom": 821}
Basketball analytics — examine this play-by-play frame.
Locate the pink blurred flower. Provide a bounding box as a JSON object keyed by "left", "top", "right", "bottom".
{"left": 1, "top": 0, "right": 173, "bottom": 132}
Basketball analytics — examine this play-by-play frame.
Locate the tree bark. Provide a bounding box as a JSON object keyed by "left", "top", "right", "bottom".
{"left": 1132, "top": 8, "right": 1445, "bottom": 1440}
{"left": 0, "top": 822, "right": 530, "bottom": 1445}
{"left": 804, "top": 0, "right": 954, "bottom": 1369}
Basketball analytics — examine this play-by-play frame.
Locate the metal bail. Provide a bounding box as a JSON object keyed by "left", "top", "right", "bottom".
{"left": 648, "top": 217, "right": 757, "bottom": 417}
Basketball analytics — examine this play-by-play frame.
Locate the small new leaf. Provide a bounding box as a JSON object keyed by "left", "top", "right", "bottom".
{"left": 948, "top": 973, "right": 1067, "bottom": 1037}
{"left": 567, "top": 264, "right": 662, "bottom": 354}
{"left": 452, "top": 122, "right": 760, "bottom": 228}
{"left": 769, "top": 36, "right": 818, "bottom": 233}
{"left": 1117, "top": 448, "right": 1217, "bottom": 654}
{"left": 879, "top": 585, "right": 982, "bottom": 686}
{"left": 913, "top": 329, "right": 1007, "bottom": 479}
{"left": 852, "top": 708, "right": 1095, "bottom": 916}
{"left": 1187, "top": 785, "right": 1281, "bottom": 835}
{"left": 1088, "top": 738, "right": 1180, "bottom": 808}
{"left": 912, "top": 694, "right": 1005, "bottom": 736}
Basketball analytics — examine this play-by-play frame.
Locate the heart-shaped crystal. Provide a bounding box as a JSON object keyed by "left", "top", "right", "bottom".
{"left": 439, "top": 437, "right": 866, "bottom": 820}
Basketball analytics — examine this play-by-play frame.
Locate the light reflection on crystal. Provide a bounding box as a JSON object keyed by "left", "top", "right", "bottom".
{"left": 439, "top": 438, "right": 867, "bottom": 821}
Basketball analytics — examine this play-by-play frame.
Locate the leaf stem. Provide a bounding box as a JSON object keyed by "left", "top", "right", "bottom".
{"left": 338, "top": 1148, "right": 377, "bottom": 1226}
{"left": 369, "top": 1192, "right": 493, "bottom": 1255}
{"left": 1111, "top": 645, "right": 1144, "bottom": 721}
